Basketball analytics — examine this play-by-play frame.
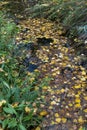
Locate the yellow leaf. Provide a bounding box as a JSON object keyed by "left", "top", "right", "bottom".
{"left": 75, "top": 98, "right": 80, "bottom": 103}
{"left": 83, "top": 109, "right": 87, "bottom": 113}
{"left": 78, "top": 116, "right": 83, "bottom": 123}
{"left": 0, "top": 100, "right": 6, "bottom": 107}
{"left": 40, "top": 110, "right": 48, "bottom": 116}
{"left": 64, "top": 56, "right": 69, "bottom": 60}
{"left": 52, "top": 73, "right": 57, "bottom": 76}
{"left": 75, "top": 94, "right": 80, "bottom": 98}
{"left": 73, "top": 119, "right": 77, "bottom": 123}
{"left": 55, "top": 118, "right": 61, "bottom": 123}
{"left": 35, "top": 126, "right": 41, "bottom": 130}
{"left": 41, "top": 27, "right": 46, "bottom": 32}
{"left": 74, "top": 85, "right": 81, "bottom": 89}
{"left": 49, "top": 106, "right": 53, "bottom": 109}
{"left": 61, "top": 89, "right": 65, "bottom": 93}
{"left": 51, "top": 121, "right": 55, "bottom": 125}
{"left": 25, "top": 107, "right": 31, "bottom": 113}
{"left": 84, "top": 96, "right": 87, "bottom": 100}
{"left": 50, "top": 101, "right": 56, "bottom": 105}
{"left": 61, "top": 118, "right": 67, "bottom": 123}
{"left": 81, "top": 77, "right": 86, "bottom": 81}
{"left": 79, "top": 126, "right": 83, "bottom": 130}
{"left": 75, "top": 103, "right": 81, "bottom": 108}
{"left": 35, "top": 86, "right": 39, "bottom": 90}
{"left": 58, "top": 30, "right": 63, "bottom": 35}
{"left": 55, "top": 113, "right": 59, "bottom": 117}
{"left": 82, "top": 71, "right": 86, "bottom": 75}
{"left": 43, "top": 86, "right": 48, "bottom": 90}
{"left": 69, "top": 103, "right": 73, "bottom": 107}
{"left": 12, "top": 102, "right": 19, "bottom": 108}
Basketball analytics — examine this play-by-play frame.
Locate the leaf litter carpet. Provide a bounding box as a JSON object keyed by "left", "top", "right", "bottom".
{"left": 17, "top": 18, "right": 87, "bottom": 130}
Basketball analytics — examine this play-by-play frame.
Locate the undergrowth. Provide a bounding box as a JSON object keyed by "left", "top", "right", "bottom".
{"left": 27, "top": 0, "right": 87, "bottom": 38}
{"left": 0, "top": 12, "right": 49, "bottom": 130}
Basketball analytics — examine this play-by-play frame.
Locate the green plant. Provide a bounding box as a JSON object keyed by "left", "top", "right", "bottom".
{"left": 28, "top": 0, "right": 87, "bottom": 37}
{"left": 0, "top": 12, "right": 49, "bottom": 130}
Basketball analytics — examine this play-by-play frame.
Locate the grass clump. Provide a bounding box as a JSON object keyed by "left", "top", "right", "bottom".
{"left": 0, "top": 12, "right": 48, "bottom": 130}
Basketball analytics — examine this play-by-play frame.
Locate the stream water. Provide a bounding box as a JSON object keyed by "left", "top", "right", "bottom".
{"left": 15, "top": 37, "right": 54, "bottom": 72}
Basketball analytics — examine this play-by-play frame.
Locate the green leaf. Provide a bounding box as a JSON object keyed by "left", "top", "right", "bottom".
{"left": 8, "top": 118, "right": 17, "bottom": 128}
{"left": 2, "top": 119, "right": 9, "bottom": 129}
{"left": 3, "top": 104, "right": 17, "bottom": 115}
{"left": 18, "top": 124, "right": 26, "bottom": 130}
{"left": 2, "top": 81, "right": 10, "bottom": 89}
{"left": 23, "top": 110, "right": 33, "bottom": 121}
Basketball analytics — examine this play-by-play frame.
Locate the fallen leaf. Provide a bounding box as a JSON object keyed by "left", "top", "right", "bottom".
{"left": 83, "top": 109, "right": 87, "bottom": 113}
{"left": 75, "top": 98, "right": 81, "bottom": 103}
{"left": 50, "top": 101, "right": 56, "bottom": 105}
{"left": 35, "top": 126, "right": 41, "bottom": 130}
{"left": 75, "top": 103, "right": 81, "bottom": 108}
{"left": 55, "top": 118, "right": 61, "bottom": 123}
{"left": 61, "top": 118, "right": 67, "bottom": 123}
{"left": 78, "top": 116, "right": 83, "bottom": 123}
{"left": 84, "top": 96, "right": 87, "bottom": 100}
{"left": 73, "top": 85, "right": 81, "bottom": 89}
{"left": 25, "top": 107, "right": 31, "bottom": 113}
{"left": 40, "top": 110, "right": 48, "bottom": 116}
{"left": 55, "top": 113, "right": 59, "bottom": 117}
{"left": 82, "top": 71, "right": 86, "bottom": 75}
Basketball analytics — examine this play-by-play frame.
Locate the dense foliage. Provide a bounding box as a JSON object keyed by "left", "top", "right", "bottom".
{"left": 0, "top": 12, "right": 48, "bottom": 130}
